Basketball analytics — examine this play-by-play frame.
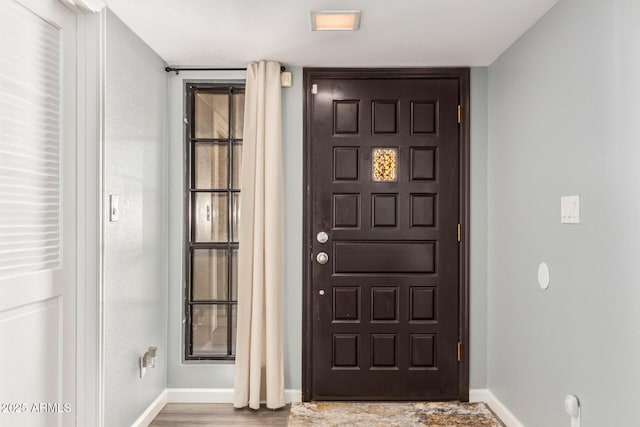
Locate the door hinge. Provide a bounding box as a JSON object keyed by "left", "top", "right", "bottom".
{"left": 311, "top": 84, "right": 318, "bottom": 94}
{"left": 457, "top": 105, "right": 461, "bottom": 124}
{"left": 457, "top": 342, "right": 462, "bottom": 362}
{"left": 457, "top": 223, "right": 461, "bottom": 242}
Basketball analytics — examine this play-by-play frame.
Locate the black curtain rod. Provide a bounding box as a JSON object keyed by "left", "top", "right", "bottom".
{"left": 165, "top": 66, "right": 286, "bottom": 74}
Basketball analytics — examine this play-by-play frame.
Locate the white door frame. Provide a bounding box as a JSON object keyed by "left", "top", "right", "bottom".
{"left": 69, "top": 3, "right": 105, "bottom": 427}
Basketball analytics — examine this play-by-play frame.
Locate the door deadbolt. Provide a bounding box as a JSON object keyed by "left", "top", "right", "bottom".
{"left": 316, "top": 252, "right": 329, "bottom": 265}
{"left": 316, "top": 231, "right": 329, "bottom": 244}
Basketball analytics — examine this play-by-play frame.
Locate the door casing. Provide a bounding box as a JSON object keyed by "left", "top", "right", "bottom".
{"left": 302, "top": 68, "right": 471, "bottom": 401}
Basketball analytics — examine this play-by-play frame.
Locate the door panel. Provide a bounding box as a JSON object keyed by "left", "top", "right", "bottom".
{"left": 334, "top": 242, "right": 435, "bottom": 273}
{"left": 0, "top": 0, "right": 77, "bottom": 425}
{"left": 305, "top": 70, "right": 468, "bottom": 400}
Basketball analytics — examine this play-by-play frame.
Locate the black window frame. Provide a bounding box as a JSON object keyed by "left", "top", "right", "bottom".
{"left": 184, "top": 82, "right": 245, "bottom": 361}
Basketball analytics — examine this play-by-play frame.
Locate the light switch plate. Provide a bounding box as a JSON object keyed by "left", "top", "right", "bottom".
{"left": 109, "top": 194, "right": 119, "bottom": 222}
{"left": 561, "top": 195, "right": 580, "bottom": 224}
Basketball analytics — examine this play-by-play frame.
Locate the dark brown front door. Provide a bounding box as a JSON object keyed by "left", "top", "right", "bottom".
{"left": 303, "top": 69, "right": 470, "bottom": 401}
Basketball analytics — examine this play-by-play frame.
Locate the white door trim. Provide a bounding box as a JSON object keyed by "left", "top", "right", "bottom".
{"left": 71, "top": 5, "right": 106, "bottom": 427}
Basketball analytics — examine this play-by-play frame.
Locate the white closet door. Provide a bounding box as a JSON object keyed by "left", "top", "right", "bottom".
{"left": 0, "top": 0, "right": 77, "bottom": 426}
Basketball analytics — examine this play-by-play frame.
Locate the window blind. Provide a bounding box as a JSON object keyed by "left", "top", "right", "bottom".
{"left": 0, "top": 1, "right": 61, "bottom": 279}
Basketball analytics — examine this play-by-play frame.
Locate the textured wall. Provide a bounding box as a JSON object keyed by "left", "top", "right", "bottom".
{"left": 487, "top": 0, "right": 640, "bottom": 425}
{"left": 470, "top": 68, "right": 489, "bottom": 389}
{"left": 281, "top": 66, "right": 304, "bottom": 390}
{"left": 103, "top": 9, "right": 168, "bottom": 427}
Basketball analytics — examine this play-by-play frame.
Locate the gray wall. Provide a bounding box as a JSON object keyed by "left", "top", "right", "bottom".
{"left": 470, "top": 68, "right": 489, "bottom": 389}
{"left": 167, "top": 67, "right": 488, "bottom": 391}
{"left": 487, "top": 0, "right": 640, "bottom": 425}
{"left": 281, "top": 67, "right": 304, "bottom": 390}
{"left": 103, "top": 9, "right": 168, "bottom": 427}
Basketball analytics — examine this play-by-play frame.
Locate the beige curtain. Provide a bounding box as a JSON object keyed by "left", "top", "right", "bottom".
{"left": 233, "top": 61, "right": 285, "bottom": 410}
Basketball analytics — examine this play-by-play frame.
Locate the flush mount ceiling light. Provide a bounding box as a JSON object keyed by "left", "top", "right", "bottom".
{"left": 310, "top": 11, "right": 361, "bottom": 31}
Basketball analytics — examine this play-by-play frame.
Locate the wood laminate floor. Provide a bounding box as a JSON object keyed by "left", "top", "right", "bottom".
{"left": 149, "top": 403, "right": 290, "bottom": 426}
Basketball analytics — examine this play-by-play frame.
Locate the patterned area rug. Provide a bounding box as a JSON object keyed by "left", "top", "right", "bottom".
{"left": 288, "top": 402, "right": 504, "bottom": 427}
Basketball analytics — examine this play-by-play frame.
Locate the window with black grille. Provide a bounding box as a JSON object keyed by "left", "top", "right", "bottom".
{"left": 185, "top": 83, "right": 244, "bottom": 360}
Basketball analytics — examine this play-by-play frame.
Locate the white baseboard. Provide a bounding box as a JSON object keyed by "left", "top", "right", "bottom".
{"left": 166, "top": 388, "right": 302, "bottom": 404}
{"left": 130, "top": 389, "right": 167, "bottom": 427}
{"left": 470, "top": 389, "right": 525, "bottom": 427}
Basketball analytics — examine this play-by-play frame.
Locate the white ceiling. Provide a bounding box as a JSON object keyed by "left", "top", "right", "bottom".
{"left": 104, "top": 0, "right": 559, "bottom": 67}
